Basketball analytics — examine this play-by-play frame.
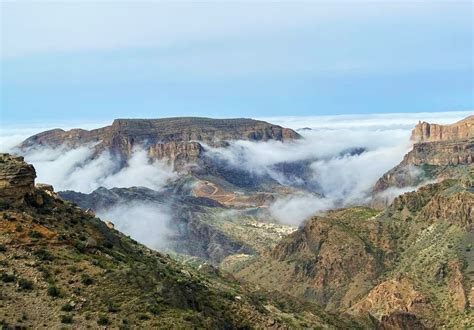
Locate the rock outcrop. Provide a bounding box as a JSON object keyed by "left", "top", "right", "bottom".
{"left": 411, "top": 115, "right": 474, "bottom": 142}
{"left": 20, "top": 117, "right": 301, "bottom": 169}
{"left": 373, "top": 115, "right": 474, "bottom": 200}
{"left": 348, "top": 278, "right": 433, "bottom": 328}
{"left": 0, "top": 153, "right": 36, "bottom": 207}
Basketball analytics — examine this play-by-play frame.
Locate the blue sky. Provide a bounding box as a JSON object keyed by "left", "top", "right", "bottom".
{"left": 1, "top": 1, "right": 473, "bottom": 123}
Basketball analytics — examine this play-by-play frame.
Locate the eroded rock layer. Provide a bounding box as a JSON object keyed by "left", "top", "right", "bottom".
{"left": 373, "top": 115, "right": 474, "bottom": 198}
{"left": 20, "top": 117, "right": 301, "bottom": 169}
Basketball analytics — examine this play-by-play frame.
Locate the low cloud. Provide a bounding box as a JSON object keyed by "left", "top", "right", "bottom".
{"left": 97, "top": 202, "right": 173, "bottom": 251}
{"left": 269, "top": 193, "right": 335, "bottom": 226}
{"left": 1, "top": 111, "right": 470, "bottom": 236}
{"left": 16, "top": 145, "right": 176, "bottom": 193}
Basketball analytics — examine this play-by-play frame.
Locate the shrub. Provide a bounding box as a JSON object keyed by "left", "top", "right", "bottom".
{"left": 107, "top": 302, "right": 120, "bottom": 313}
{"left": 1, "top": 273, "right": 16, "bottom": 283}
{"left": 18, "top": 278, "right": 33, "bottom": 290}
{"left": 47, "top": 285, "right": 61, "bottom": 297}
{"left": 97, "top": 315, "right": 110, "bottom": 326}
{"left": 61, "top": 303, "right": 74, "bottom": 312}
{"left": 0, "top": 244, "right": 6, "bottom": 252}
{"left": 74, "top": 241, "right": 87, "bottom": 253}
{"left": 28, "top": 230, "right": 43, "bottom": 239}
{"left": 34, "top": 249, "right": 54, "bottom": 261}
{"left": 81, "top": 274, "right": 94, "bottom": 286}
{"left": 60, "top": 314, "right": 73, "bottom": 324}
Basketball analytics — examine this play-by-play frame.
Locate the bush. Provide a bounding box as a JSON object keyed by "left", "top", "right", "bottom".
{"left": 107, "top": 302, "right": 120, "bottom": 313}
{"left": 74, "top": 241, "right": 87, "bottom": 253}
{"left": 81, "top": 274, "right": 94, "bottom": 286}
{"left": 97, "top": 315, "right": 110, "bottom": 326}
{"left": 60, "top": 314, "right": 73, "bottom": 324}
{"left": 0, "top": 244, "right": 6, "bottom": 252}
{"left": 28, "top": 230, "right": 43, "bottom": 239}
{"left": 18, "top": 278, "right": 33, "bottom": 290}
{"left": 1, "top": 273, "right": 16, "bottom": 283}
{"left": 61, "top": 303, "right": 74, "bottom": 312}
{"left": 47, "top": 285, "right": 61, "bottom": 297}
{"left": 34, "top": 249, "right": 54, "bottom": 261}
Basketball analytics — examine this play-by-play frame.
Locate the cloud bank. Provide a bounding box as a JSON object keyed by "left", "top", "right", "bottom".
{"left": 97, "top": 202, "right": 173, "bottom": 251}
{"left": 14, "top": 145, "right": 176, "bottom": 193}
{"left": 1, "top": 111, "right": 470, "bottom": 229}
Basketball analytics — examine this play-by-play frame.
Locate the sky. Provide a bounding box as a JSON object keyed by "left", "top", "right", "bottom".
{"left": 1, "top": 1, "right": 473, "bottom": 124}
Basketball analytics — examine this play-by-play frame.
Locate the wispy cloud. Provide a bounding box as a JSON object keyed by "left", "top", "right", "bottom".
{"left": 14, "top": 145, "right": 176, "bottom": 193}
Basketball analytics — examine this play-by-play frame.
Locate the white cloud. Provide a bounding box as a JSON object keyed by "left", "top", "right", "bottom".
{"left": 14, "top": 145, "right": 176, "bottom": 193}
{"left": 269, "top": 194, "right": 335, "bottom": 226}
{"left": 2, "top": 111, "right": 470, "bottom": 230}
{"left": 97, "top": 202, "right": 173, "bottom": 250}
{"left": 259, "top": 111, "right": 473, "bottom": 130}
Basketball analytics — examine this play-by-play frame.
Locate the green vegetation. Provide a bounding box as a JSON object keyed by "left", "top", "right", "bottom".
{"left": 18, "top": 278, "right": 33, "bottom": 290}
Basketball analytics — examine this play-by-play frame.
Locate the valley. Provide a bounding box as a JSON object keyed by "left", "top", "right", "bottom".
{"left": 1, "top": 115, "right": 473, "bottom": 328}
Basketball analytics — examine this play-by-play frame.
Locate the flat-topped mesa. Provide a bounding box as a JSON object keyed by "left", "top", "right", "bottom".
{"left": 19, "top": 117, "right": 301, "bottom": 168}
{"left": 0, "top": 153, "right": 36, "bottom": 207}
{"left": 411, "top": 115, "right": 474, "bottom": 142}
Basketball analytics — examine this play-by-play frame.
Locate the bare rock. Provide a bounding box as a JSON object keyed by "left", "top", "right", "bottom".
{"left": 0, "top": 153, "right": 36, "bottom": 207}
{"left": 411, "top": 115, "right": 474, "bottom": 143}
{"left": 19, "top": 118, "right": 301, "bottom": 170}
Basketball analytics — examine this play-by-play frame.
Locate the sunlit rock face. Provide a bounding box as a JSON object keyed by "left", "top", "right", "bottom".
{"left": 0, "top": 153, "right": 36, "bottom": 207}
{"left": 373, "top": 115, "right": 474, "bottom": 200}
{"left": 19, "top": 117, "right": 301, "bottom": 170}
{"left": 411, "top": 115, "right": 474, "bottom": 142}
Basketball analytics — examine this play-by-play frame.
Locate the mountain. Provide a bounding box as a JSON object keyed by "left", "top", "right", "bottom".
{"left": 227, "top": 175, "right": 473, "bottom": 328}
{"left": 373, "top": 115, "right": 473, "bottom": 199}
{"left": 0, "top": 153, "right": 363, "bottom": 328}
{"left": 20, "top": 117, "right": 300, "bottom": 170}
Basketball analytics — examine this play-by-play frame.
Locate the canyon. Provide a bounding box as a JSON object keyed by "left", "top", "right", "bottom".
{"left": 1, "top": 115, "right": 473, "bottom": 328}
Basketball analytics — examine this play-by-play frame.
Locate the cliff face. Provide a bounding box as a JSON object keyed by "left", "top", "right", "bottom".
{"left": 20, "top": 117, "right": 301, "bottom": 169}
{"left": 373, "top": 116, "right": 474, "bottom": 197}
{"left": 0, "top": 153, "right": 36, "bottom": 207}
{"left": 411, "top": 115, "right": 474, "bottom": 142}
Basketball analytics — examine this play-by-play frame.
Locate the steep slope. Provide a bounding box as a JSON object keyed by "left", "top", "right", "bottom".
{"left": 373, "top": 115, "right": 473, "bottom": 199}
{"left": 19, "top": 117, "right": 300, "bottom": 170}
{"left": 0, "top": 153, "right": 359, "bottom": 328}
{"left": 229, "top": 176, "right": 473, "bottom": 328}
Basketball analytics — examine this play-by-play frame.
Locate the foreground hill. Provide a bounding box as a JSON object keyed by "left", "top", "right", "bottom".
{"left": 0, "top": 153, "right": 360, "bottom": 328}
{"left": 374, "top": 115, "right": 473, "bottom": 198}
{"left": 228, "top": 173, "right": 473, "bottom": 328}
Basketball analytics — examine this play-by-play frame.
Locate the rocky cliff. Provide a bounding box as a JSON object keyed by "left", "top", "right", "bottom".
{"left": 20, "top": 117, "right": 300, "bottom": 169}
{"left": 373, "top": 115, "right": 474, "bottom": 198}
{"left": 411, "top": 115, "right": 474, "bottom": 142}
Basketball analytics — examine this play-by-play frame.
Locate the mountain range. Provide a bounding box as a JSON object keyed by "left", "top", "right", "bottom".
{"left": 1, "top": 115, "right": 473, "bottom": 328}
